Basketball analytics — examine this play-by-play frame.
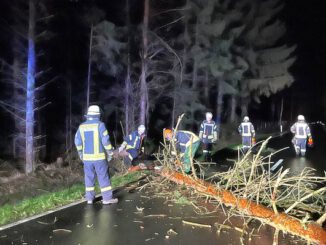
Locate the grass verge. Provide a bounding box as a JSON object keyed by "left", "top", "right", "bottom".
{"left": 0, "top": 171, "right": 147, "bottom": 226}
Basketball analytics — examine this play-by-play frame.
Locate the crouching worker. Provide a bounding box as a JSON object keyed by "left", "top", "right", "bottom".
{"left": 290, "top": 115, "right": 313, "bottom": 157}
{"left": 119, "top": 125, "right": 146, "bottom": 168}
{"left": 238, "top": 116, "right": 256, "bottom": 153}
{"left": 163, "top": 128, "right": 200, "bottom": 174}
{"left": 75, "top": 105, "right": 118, "bottom": 205}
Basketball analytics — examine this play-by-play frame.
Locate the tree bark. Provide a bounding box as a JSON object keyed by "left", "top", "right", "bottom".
{"left": 216, "top": 79, "right": 223, "bottom": 125}
{"left": 25, "top": 0, "right": 36, "bottom": 174}
{"left": 139, "top": 0, "right": 149, "bottom": 125}
{"left": 124, "top": 0, "right": 132, "bottom": 134}
{"left": 229, "top": 95, "right": 237, "bottom": 123}
{"left": 204, "top": 69, "right": 209, "bottom": 107}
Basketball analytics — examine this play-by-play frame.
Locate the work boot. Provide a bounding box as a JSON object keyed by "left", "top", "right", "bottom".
{"left": 103, "top": 198, "right": 118, "bottom": 205}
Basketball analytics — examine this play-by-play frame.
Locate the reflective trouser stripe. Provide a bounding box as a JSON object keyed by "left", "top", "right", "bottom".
{"left": 128, "top": 154, "right": 133, "bottom": 160}
{"left": 101, "top": 186, "right": 112, "bottom": 192}
{"left": 86, "top": 187, "right": 95, "bottom": 191}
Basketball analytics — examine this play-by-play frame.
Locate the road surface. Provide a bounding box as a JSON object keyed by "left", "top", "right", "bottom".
{"left": 1, "top": 126, "right": 325, "bottom": 245}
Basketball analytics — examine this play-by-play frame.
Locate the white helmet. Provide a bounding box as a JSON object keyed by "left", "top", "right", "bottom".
{"left": 138, "top": 125, "right": 146, "bottom": 134}
{"left": 87, "top": 105, "right": 101, "bottom": 116}
{"left": 206, "top": 112, "right": 213, "bottom": 121}
{"left": 298, "top": 115, "right": 305, "bottom": 121}
{"left": 243, "top": 116, "right": 249, "bottom": 122}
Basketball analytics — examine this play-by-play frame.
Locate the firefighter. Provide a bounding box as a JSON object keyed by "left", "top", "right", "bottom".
{"left": 290, "top": 115, "right": 313, "bottom": 157}
{"left": 119, "top": 125, "right": 146, "bottom": 166}
{"left": 163, "top": 128, "right": 200, "bottom": 173}
{"left": 199, "top": 112, "right": 218, "bottom": 161}
{"left": 238, "top": 116, "right": 256, "bottom": 152}
{"left": 75, "top": 105, "right": 118, "bottom": 205}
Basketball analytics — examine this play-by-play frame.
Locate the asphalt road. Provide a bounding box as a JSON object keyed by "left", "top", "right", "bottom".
{"left": 1, "top": 126, "right": 325, "bottom": 245}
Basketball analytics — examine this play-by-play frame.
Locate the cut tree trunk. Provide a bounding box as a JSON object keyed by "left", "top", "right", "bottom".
{"left": 159, "top": 168, "right": 326, "bottom": 245}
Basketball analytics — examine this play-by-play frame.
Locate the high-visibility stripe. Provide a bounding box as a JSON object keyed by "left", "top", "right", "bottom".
{"left": 83, "top": 153, "right": 106, "bottom": 161}
{"left": 80, "top": 123, "right": 102, "bottom": 157}
{"left": 104, "top": 144, "right": 113, "bottom": 150}
{"left": 76, "top": 145, "right": 83, "bottom": 151}
{"left": 103, "top": 130, "right": 108, "bottom": 136}
{"left": 128, "top": 153, "right": 133, "bottom": 160}
{"left": 101, "top": 186, "right": 112, "bottom": 192}
{"left": 86, "top": 187, "right": 95, "bottom": 191}
{"left": 94, "top": 126, "right": 99, "bottom": 156}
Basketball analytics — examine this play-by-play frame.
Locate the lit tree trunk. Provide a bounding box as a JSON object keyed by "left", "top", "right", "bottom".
{"left": 279, "top": 97, "right": 284, "bottom": 126}
{"left": 139, "top": 0, "right": 149, "bottom": 125}
{"left": 124, "top": 0, "right": 132, "bottom": 134}
{"left": 25, "top": 0, "right": 36, "bottom": 174}
{"left": 86, "top": 24, "right": 94, "bottom": 110}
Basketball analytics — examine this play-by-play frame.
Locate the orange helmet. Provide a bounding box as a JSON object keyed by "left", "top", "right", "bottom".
{"left": 163, "top": 128, "right": 173, "bottom": 140}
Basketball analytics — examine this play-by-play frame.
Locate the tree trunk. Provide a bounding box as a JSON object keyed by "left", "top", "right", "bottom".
{"left": 229, "top": 95, "right": 237, "bottom": 123}
{"left": 139, "top": 0, "right": 149, "bottom": 126}
{"left": 216, "top": 79, "right": 223, "bottom": 125}
{"left": 25, "top": 0, "right": 36, "bottom": 174}
{"left": 271, "top": 100, "right": 276, "bottom": 121}
{"left": 240, "top": 97, "right": 249, "bottom": 118}
{"left": 279, "top": 97, "right": 284, "bottom": 126}
{"left": 190, "top": 20, "right": 199, "bottom": 129}
{"left": 204, "top": 69, "right": 209, "bottom": 107}
{"left": 66, "top": 79, "right": 72, "bottom": 165}
{"left": 124, "top": 0, "right": 132, "bottom": 134}
{"left": 86, "top": 24, "right": 94, "bottom": 110}
{"left": 172, "top": 6, "right": 188, "bottom": 127}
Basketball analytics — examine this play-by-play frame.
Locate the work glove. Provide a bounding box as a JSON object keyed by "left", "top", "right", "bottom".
{"left": 106, "top": 151, "right": 113, "bottom": 162}
{"left": 308, "top": 137, "right": 314, "bottom": 147}
{"left": 251, "top": 137, "right": 256, "bottom": 145}
{"left": 118, "top": 145, "right": 125, "bottom": 153}
{"left": 199, "top": 132, "right": 203, "bottom": 140}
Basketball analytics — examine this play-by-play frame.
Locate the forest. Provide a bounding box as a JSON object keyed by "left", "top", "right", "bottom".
{"left": 0, "top": 0, "right": 296, "bottom": 173}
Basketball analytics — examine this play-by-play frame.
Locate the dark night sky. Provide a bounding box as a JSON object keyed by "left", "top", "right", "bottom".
{"left": 0, "top": 0, "right": 325, "bottom": 160}
{"left": 282, "top": 0, "right": 326, "bottom": 120}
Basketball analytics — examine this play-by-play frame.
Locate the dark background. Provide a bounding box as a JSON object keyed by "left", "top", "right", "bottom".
{"left": 0, "top": 0, "right": 325, "bottom": 161}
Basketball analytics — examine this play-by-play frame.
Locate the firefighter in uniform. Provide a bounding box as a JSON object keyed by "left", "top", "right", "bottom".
{"left": 238, "top": 116, "right": 256, "bottom": 152}
{"left": 164, "top": 128, "right": 200, "bottom": 173}
{"left": 75, "top": 105, "right": 118, "bottom": 205}
{"left": 119, "top": 125, "right": 146, "bottom": 166}
{"left": 290, "top": 115, "right": 313, "bottom": 157}
{"left": 199, "top": 112, "right": 218, "bottom": 161}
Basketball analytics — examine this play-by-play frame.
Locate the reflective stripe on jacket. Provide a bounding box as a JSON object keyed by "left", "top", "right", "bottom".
{"left": 238, "top": 122, "right": 255, "bottom": 137}
{"left": 199, "top": 120, "right": 217, "bottom": 140}
{"left": 175, "top": 130, "right": 200, "bottom": 153}
{"left": 74, "top": 118, "right": 113, "bottom": 161}
{"left": 123, "top": 131, "right": 145, "bottom": 150}
{"left": 291, "top": 122, "right": 311, "bottom": 139}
